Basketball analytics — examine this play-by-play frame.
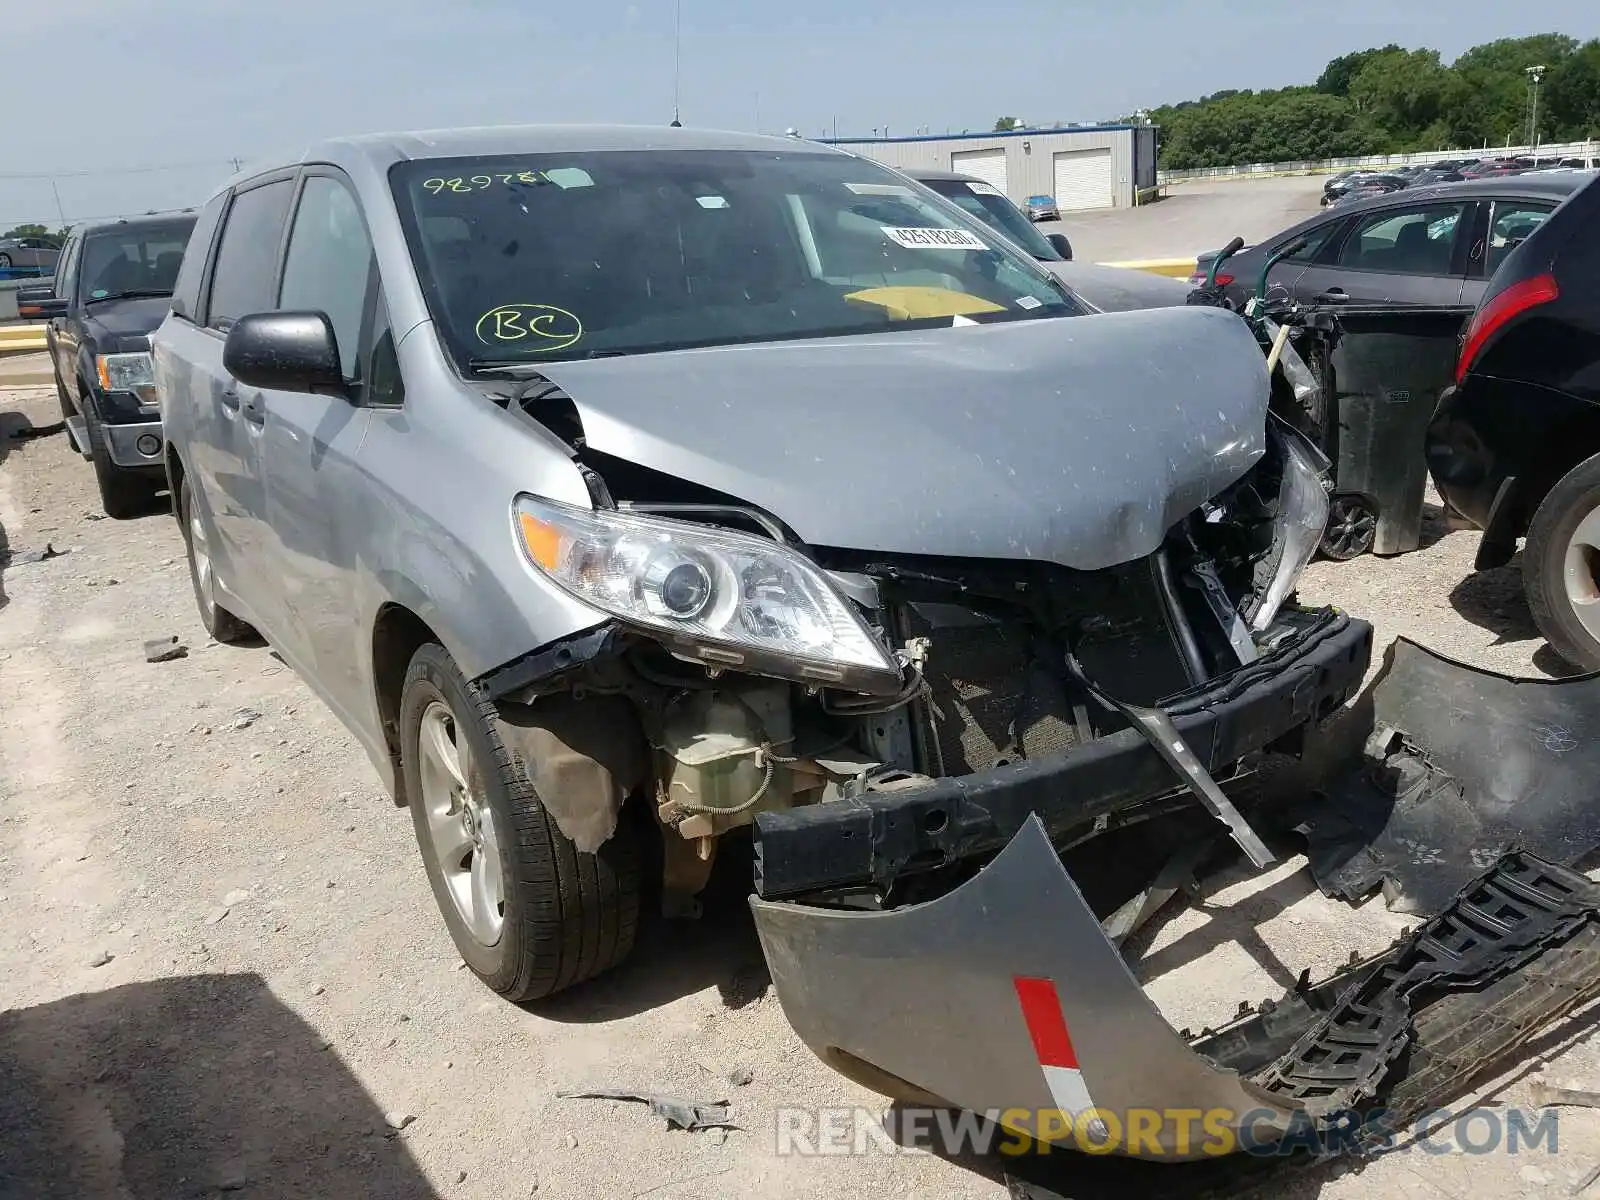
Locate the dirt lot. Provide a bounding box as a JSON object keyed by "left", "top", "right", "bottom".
{"left": 4, "top": 370, "right": 1600, "bottom": 1200}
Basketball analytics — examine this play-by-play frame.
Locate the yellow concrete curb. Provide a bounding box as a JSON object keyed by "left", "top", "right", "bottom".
{"left": 0, "top": 323, "right": 48, "bottom": 352}
{"left": 1097, "top": 258, "right": 1196, "bottom": 279}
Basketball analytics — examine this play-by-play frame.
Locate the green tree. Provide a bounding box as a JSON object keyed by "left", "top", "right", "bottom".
{"left": 3, "top": 223, "right": 49, "bottom": 239}
{"left": 1348, "top": 49, "right": 1454, "bottom": 145}
{"left": 993, "top": 116, "right": 1022, "bottom": 131}
{"left": 1316, "top": 45, "right": 1402, "bottom": 96}
{"left": 1543, "top": 40, "right": 1600, "bottom": 140}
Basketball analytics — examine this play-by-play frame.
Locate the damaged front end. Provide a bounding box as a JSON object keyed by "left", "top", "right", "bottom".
{"left": 479, "top": 403, "right": 1368, "bottom": 917}
{"left": 750, "top": 638, "right": 1600, "bottom": 1163}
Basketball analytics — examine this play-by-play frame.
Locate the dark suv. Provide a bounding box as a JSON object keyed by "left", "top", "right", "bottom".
{"left": 35, "top": 212, "right": 197, "bottom": 516}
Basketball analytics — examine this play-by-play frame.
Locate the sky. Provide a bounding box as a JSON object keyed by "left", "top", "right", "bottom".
{"left": 3, "top": 0, "right": 1597, "bottom": 229}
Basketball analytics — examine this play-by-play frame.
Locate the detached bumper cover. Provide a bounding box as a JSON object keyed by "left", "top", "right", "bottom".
{"left": 751, "top": 814, "right": 1301, "bottom": 1159}
{"left": 753, "top": 609, "right": 1373, "bottom": 900}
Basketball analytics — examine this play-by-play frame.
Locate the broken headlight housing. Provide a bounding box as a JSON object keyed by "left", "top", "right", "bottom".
{"left": 97, "top": 351, "right": 158, "bottom": 408}
{"left": 513, "top": 495, "right": 903, "bottom": 692}
{"left": 1250, "top": 425, "right": 1331, "bottom": 632}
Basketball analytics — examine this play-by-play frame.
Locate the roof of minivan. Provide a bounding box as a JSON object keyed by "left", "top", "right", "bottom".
{"left": 316, "top": 125, "right": 839, "bottom": 171}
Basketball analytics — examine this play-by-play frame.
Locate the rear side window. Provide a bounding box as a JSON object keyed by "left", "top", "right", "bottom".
{"left": 171, "top": 194, "right": 227, "bottom": 321}
{"left": 1336, "top": 204, "right": 1468, "bottom": 276}
{"left": 206, "top": 179, "right": 295, "bottom": 330}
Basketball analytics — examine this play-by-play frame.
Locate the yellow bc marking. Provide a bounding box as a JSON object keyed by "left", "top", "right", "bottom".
{"left": 473, "top": 304, "right": 583, "bottom": 352}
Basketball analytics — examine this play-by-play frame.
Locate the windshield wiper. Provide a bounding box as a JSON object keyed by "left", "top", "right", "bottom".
{"left": 467, "top": 361, "right": 551, "bottom": 378}
{"left": 83, "top": 288, "right": 173, "bottom": 305}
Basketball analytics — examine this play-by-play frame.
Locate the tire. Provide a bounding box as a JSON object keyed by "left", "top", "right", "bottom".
{"left": 83, "top": 403, "right": 159, "bottom": 519}
{"left": 1319, "top": 495, "right": 1377, "bottom": 561}
{"left": 178, "top": 474, "right": 256, "bottom": 644}
{"left": 400, "top": 649, "right": 643, "bottom": 1004}
{"left": 399, "top": 643, "right": 642, "bottom": 1002}
{"left": 0, "top": 254, "right": 11, "bottom": 269}
{"left": 1525, "top": 451, "right": 1600, "bottom": 671}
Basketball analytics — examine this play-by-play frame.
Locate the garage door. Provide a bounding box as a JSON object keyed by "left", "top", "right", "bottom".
{"left": 950, "top": 149, "right": 1008, "bottom": 197}
{"left": 1053, "top": 148, "right": 1113, "bottom": 212}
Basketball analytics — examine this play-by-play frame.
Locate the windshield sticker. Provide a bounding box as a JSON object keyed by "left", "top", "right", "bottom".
{"left": 844, "top": 182, "right": 915, "bottom": 197}
{"left": 696, "top": 195, "right": 730, "bottom": 209}
{"left": 423, "top": 168, "right": 594, "bottom": 195}
{"left": 474, "top": 303, "right": 584, "bottom": 352}
{"left": 882, "top": 226, "right": 987, "bottom": 251}
{"left": 1016, "top": 295, "right": 1043, "bottom": 310}
{"left": 967, "top": 181, "right": 1005, "bottom": 197}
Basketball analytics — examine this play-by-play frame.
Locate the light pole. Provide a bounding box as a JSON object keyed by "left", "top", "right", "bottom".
{"left": 670, "top": 0, "right": 682, "bottom": 127}
{"left": 1525, "top": 64, "right": 1546, "bottom": 154}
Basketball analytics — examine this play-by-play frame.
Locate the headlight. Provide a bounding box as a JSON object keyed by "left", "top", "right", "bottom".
{"left": 513, "top": 496, "right": 902, "bottom": 691}
{"left": 97, "top": 352, "right": 158, "bottom": 407}
{"left": 1249, "top": 426, "right": 1331, "bottom": 632}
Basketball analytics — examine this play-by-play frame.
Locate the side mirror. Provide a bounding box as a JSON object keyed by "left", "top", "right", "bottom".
{"left": 1046, "top": 232, "right": 1073, "bottom": 261}
{"left": 223, "top": 311, "right": 347, "bottom": 397}
{"left": 16, "top": 289, "right": 66, "bottom": 319}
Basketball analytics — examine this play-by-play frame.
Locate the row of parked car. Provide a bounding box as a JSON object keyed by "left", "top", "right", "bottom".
{"left": 1323, "top": 154, "right": 1599, "bottom": 206}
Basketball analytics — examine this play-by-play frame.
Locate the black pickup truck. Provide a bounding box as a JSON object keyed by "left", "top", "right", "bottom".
{"left": 18, "top": 211, "right": 197, "bottom": 517}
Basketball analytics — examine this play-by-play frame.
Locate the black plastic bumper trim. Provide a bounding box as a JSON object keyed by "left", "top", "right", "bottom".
{"left": 752, "top": 610, "right": 1373, "bottom": 900}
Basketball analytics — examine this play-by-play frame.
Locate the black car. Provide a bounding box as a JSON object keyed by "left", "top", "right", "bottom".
{"left": 29, "top": 212, "right": 197, "bottom": 516}
{"left": 1191, "top": 174, "right": 1588, "bottom": 310}
{"left": 1425, "top": 172, "right": 1600, "bottom": 668}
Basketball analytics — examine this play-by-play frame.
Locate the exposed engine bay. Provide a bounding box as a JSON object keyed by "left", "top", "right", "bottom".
{"left": 478, "top": 390, "right": 1341, "bottom": 912}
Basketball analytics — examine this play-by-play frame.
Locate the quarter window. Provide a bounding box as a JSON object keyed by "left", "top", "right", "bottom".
{"left": 207, "top": 179, "right": 295, "bottom": 330}
{"left": 279, "top": 176, "right": 375, "bottom": 380}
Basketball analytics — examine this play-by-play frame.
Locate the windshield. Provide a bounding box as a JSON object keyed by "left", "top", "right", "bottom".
{"left": 78, "top": 218, "right": 195, "bottom": 303}
{"left": 390, "top": 149, "right": 1083, "bottom": 368}
{"left": 917, "top": 177, "right": 1061, "bottom": 262}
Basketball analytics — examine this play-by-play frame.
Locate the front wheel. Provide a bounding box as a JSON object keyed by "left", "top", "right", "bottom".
{"left": 84, "top": 406, "right": 160, "bottom": 519}
{"left": 0, "top": 254, "right": 11, "bottom": 269}
{"left": 399, "top": 644, "right": 642, "bottom": 1001}
{"left": 1525, "top": 452, "right": 1600, "bottom": 671}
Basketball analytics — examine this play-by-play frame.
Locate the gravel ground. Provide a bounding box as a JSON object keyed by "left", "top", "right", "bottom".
{"left": 4, "top": 375, "right": 1600, "bottom": 1200}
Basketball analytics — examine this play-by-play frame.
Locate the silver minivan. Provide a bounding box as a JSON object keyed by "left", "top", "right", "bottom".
{"left": 153, "top": 125, "right": 1360, "bottom": 1025}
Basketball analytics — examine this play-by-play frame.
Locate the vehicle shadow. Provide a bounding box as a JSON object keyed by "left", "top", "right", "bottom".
{"left": 0, "top": 973, "right": 439, "bottom": 1200}
{"left": 530, "top": 834, "right": 771, "bottom": 1023}
{"left": 1414, "top": 500, "right": 1451, "bottom": 552}
{"left": 1445, "top": 553, "right": 1543, "bottom": 646}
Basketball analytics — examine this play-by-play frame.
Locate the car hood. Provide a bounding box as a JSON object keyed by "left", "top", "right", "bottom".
{"left": 1045, "top": 261, "right": 1192, "bottom": 313}
{"left": 537, "top": 306, "right": 1269, "bottom": 571}
{"left": 80, "top": 295, "right": 173, "bottom": 349}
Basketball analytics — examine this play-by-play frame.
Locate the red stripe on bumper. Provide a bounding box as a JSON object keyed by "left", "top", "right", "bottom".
{"left": 1013, "top": 976, "right": 1079, "bottom": 1069}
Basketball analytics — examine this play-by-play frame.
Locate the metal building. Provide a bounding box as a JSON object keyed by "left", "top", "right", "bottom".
{"left": 820, "top": 124, "right": 1159, "bottom": 212}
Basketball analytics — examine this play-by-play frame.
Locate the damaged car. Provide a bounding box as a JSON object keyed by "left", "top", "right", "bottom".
{"left": 153, "top": 125, "right": 1360, "bottom": 1008}
{"left": 152, "top": 127, "right": 1600, "bottom": 1168}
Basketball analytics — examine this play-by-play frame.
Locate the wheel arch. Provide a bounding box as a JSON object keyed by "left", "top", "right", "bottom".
{"left": 371, "top": 600, "right": 446, "bottom": 807}
{"left": 1504, "top": 402, "right": 1600, "bottom": 544}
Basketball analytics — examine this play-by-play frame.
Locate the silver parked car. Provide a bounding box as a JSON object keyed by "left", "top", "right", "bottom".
{"left": 0, "top": 233, "right": 62, "bottom": 271}
{"left": 153, "top": 129, "right": 1369, "bottom": 1133}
